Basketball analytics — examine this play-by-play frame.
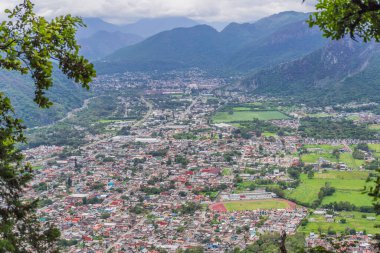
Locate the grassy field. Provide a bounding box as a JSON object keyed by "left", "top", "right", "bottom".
{"left": 369, "top": 124, "right": 380, "bottom": 131}
{"left": 321, "top": 190, "right": 372, "bottom": 207}
{"left": 304, "top": 144, "right": 343, "bottom": 152}
{"left": 301, "top": 144, "right": 365, "bottom": 169}
{"left": 301, "top": 144, "right": 341, "bottom": 164}
{"left": 213, "top": 110, "right": 289, "bottom": 123}
{"left": 222, "top": 168, "right": 232, "bottom": 176}
{"left": 301, "top": 153, "right": 338, "bottom": 163}
{"left": 339, "top": 153, "right": 365, "bottom": 169}
{"left": 369, "top": 144, "right": 380, "bottom": 157}
{"left": 262, "top": 132, "right": 278, "bottom": 137}
{"left": 307, "top": 113, "right": 336, "bottom": 118}
{"left": 233, "top": 107, "right": 252, "bottom": 111}
{"left": 286, "top": 172, "right": 373, "bottom": 207}
{"left": 299, "top": 211, "right": 380, "bottom": 235}
{"left": 33, "top": 165, "right": 43, "bottom": 170}
{"left": 224, "top": 199, "right": 291, "bottom": 211}
{"left": 346, "top": 115, "right": 360, "bottom": 121}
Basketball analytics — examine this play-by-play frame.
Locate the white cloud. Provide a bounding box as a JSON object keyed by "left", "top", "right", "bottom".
{"left": 1, "top": 0, "right": 316, "bottom": 24}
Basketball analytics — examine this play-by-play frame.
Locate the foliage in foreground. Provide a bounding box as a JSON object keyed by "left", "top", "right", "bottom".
{"left": 0, "top": 0, "right": 95, "bottom": 252}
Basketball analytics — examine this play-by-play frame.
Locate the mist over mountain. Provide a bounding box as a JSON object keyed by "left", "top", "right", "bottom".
{"left": 79, "top": 31, "right": 143, "bottom": 60}
{"left": 120, "top": 17, "right": 200, "bottom": 38}
{"left": 76, "top": 17, "right": 199, "bottom": 60}
{"left": 98, "top": 11, "right": 328, "bottom": 74}
{"left": 78, "top": 17, "right": 199, "bottom": 39}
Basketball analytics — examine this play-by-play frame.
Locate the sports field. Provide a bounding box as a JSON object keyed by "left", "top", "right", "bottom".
{"left": 212, "top": 110, "right": 289, "bottom": 123}
{"left": 286, "top": 171, "right": 373, "bottom": 207}
{"left": 210, "top": 199, "right": 295, "bottom": 212}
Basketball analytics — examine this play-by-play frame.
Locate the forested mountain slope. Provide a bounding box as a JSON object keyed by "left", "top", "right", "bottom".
{"left": 98, "top": 12, "right": 328, "bottom": 74}
{"left": 241, "top": 39, "right": 380, "bottom": 105}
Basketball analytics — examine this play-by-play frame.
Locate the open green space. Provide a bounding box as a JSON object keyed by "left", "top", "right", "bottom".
{"left": 339, "top": 153, "right": 365, "bottom": 169}
{"left": 262, "top": 132, "right": 278, "bottom": 137}
{"left": 307, "top": 113, "right": 336, "bottom": 118}
{"left": 286, "top": 172, "right": 373, "bottom": 207}
{"left": 369, "top": 124, "right": 380, "bottom": 131}
{"left": 369, "top": 144, "right": 380, "bottom": 157}
{"left": 233, "top": 107, "right": 252, "bottom": 111}
{"left": 304, "top": 144, "right": 344, "bottom": 152}
{"left": 33, "top": 165, "right": 43, "bottom": 171}
{"left": 224, "top": 199, "right": 290, "bottom": 211}
{"left": 213, "top": 110, "right": 289, "bottom": 123}
{"left": 346, "top": 115, "right": 360, "bottom": 121}
{"left": 321, "top": 190, "right": 372, "bottom": 207}
{"left": 301, "top": 144, "right": 365, "bottom": 169}
{"left": 247, "top": 102, "right": 263, "bottom": 106}
{"left": 301, "top": 153, "right": 338, "bottom": 164}
{"left": 299, "top": 211, "right": 380, "bottom": 235}
{"left": 222, "top": 168, "right": 232, "bottom": 176}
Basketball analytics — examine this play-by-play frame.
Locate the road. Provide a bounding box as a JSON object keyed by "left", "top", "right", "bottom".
{"left": 29, "top": 96, "right": 99, "bottom": 131}
{"left": 133, "top": 96, "right": 153, "bottom": 127}
{"left": 185, "top": 96, "right": 199, "bottom": 115}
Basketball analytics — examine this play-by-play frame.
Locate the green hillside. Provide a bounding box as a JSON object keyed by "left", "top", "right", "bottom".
{"left": 0, "top": 69, "right": 91, "bottom": 127}
{"left": 242, "top": 39, "right": 380, "bottom": 105}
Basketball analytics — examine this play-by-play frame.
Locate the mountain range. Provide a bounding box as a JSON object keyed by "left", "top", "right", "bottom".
{"left": 97, "top": 12, "right": 327, "bottom": 73}
{"left": 77, "top": 17, "right": 200, "bottom": 60}
{"left": 3, "top": 11, "right": 380, "bottom": 127}
{"left": 78, "top": 17, "right": 199, "bottom": 39}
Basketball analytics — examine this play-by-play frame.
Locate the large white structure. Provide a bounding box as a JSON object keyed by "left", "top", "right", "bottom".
{"left": 220, "top": 190, "right": 276, "bottom": 201}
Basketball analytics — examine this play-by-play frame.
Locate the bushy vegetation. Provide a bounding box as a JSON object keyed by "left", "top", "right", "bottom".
{"left": 299, "top": 118, "right": 375, "bottom": 140}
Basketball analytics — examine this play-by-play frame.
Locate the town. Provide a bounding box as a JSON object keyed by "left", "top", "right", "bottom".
{"left": 24, "top": 71, "right": 380, "bottom": 253}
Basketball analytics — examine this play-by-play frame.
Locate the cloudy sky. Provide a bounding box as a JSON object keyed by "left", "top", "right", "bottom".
{"left": 1, "top": 0, "right": 316, "bottom": 24}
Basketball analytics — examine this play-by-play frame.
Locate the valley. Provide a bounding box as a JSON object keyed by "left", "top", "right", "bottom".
{"left": 23, "top": 70, "right": 380, "bottom": 252}
{"left": 0, "top": 5, "right": 378, "bottom": 252}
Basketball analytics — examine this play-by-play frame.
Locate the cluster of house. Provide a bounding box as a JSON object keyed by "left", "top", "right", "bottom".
{"left": 306, "top": 234, "right": 376, "bottom": 253}
{"left": 22, "top": 84, "right": 379, "bottom": 252}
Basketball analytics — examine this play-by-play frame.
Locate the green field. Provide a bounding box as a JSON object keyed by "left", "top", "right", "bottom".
{"left": 233, "top": 107, "right": 252, "bottom": 111}
{"left": 301, "top": 144, "right": 341, "bottom": 164}
{"left": 346, "top": 115, "right": 360, "bottom": 121}
{"left": 369, "top": 144, "right": 380, "bottom": 157}
{"left": 301, "top": 153, "right": 338, "bottom": 164}
{"left": 369, "top": 124, "right": 380, "bottom": 131}
{"left": 286, "top": 172, "right": 373, "bottom": 207}
{"left": 299, "top": 211, "right": 380, "bottom": 235}
{"left": 301, "top": 144, "right": 365, "bottom": 169}
{"left": 222, "top": 168, "right": 232, "bottom": 176}
{"left": 213, "top": 110, "right": 289, "bottom": 123}
{"left": 224, "top": 199, "right": 290, "bottom": 211}
{"left": 304, "top": 144, "right": 343, "bottom": 152}
{"left": 262, "top": 132, "right": 278, "bottom": 137}
{"left": 339, "top": 153, "right": 365, "bottom": 169}
{"left": 307, "top": 113, "right": 336, "bottom": 118}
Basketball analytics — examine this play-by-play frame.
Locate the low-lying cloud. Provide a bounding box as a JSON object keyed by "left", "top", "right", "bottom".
{"left": 1, "top": 0, "right": 316, "bottom": 24}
